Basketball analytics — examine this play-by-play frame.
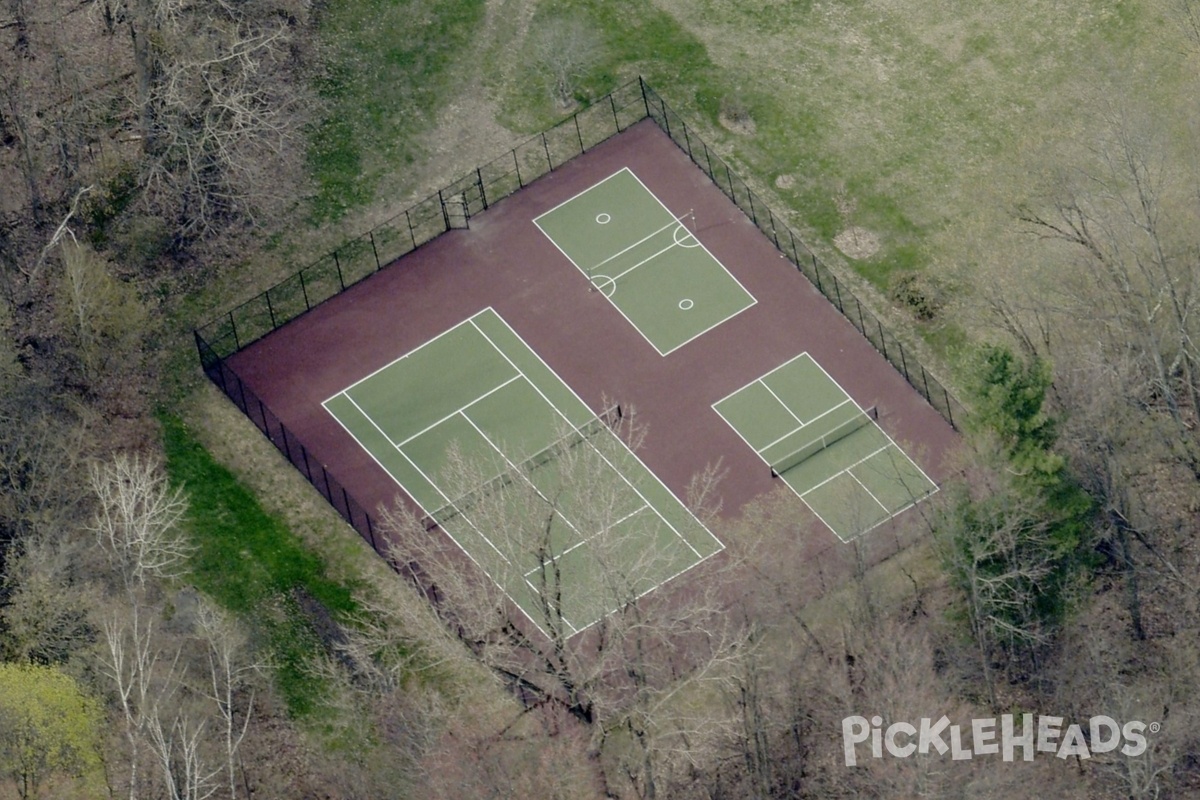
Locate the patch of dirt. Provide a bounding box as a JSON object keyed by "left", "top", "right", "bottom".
{"left": 775, "top": 173, "right": 796, "bottom": 190}
{"left": 718, "top": 111, "right": 757, "bottom": 136}
{"left": 833, "top": 226, "right": 881, "bottom": 260}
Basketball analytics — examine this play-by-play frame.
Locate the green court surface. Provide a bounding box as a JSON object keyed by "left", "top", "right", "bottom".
{"left": 713, "top": 353, "right": 938, "bottom": 542}
{"left": 323, "top": 307, "right": 723, "bottom": 636}
{"left": 534, "top": 167, "right": 756, "bottom": 355}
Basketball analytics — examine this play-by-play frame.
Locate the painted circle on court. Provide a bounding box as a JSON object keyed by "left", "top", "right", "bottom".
{"left": 678, "top": 299, "right": 694, "bottom": 310}
{"left": 596, "top": 213, "right": 612, "bottom": 224}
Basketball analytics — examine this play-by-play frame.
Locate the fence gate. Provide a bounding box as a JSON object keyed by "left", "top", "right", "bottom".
{"left": 441, "top": 191, "right": 471, "bottom": 229}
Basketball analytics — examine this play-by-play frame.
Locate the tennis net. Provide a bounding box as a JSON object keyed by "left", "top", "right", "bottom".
{"left": 423, "top": 404, "right": 623, "bottom": 530}
{"left": 769, "top": 405, "right": 877, "bottom": 477}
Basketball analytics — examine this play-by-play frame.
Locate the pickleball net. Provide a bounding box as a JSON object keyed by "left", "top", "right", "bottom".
{"left": 769, "top": 405, "right": 878, "bottom": 478}
{"left": 423, "top": 404, "right": 623, "bottom": 530}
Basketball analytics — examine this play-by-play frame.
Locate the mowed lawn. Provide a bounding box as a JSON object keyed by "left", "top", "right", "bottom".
{"left": 640, "top": 0, "right": 1187, "bottom": 312}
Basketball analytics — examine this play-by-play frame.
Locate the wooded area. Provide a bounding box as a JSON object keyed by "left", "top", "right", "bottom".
{"left": 2, "top": 0, "right": 1199, "bottom": 797}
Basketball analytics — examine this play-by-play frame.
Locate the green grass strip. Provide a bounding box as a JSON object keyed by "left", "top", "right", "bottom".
{"left": 160, "top": 413, "right": 358, "bottom": 717}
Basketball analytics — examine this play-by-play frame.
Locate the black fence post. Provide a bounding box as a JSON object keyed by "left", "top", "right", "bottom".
{"left": 476, "top": 167, "right": 488, "bottom": 210}
{"left": 514, "top": 149, "right": 523, "bottom": 188}
{"left": 659, "top": 95, "right": 671, "bottom": 139}
{"left": 229, "top": 311, "right": 240, "bottom": 352}
{"left": 610, "top": 93, "right": 621, "bottom": 132}
{"left": 944, "top": 388, "right": 956, "bottom": 429}
{"left": 639, "top": 75, "right": 651, "bottom": 119}
{"left": 299, "top": 270, "right": 310, "bottom": 311}
{"left": 574, "top": 113, "right": 584, "bottom": 154}
{"left": 542, "top": 132, "right": 553, "bottom": 172}
{"left": 702, "top": 141, "right": 715, "bottom": 181}
{"left": 878, "top": 319, "right": 888, "bottom": 361}
{"left": 899, "top": 343, "right": 910, "bottom": 381}
{"left": 366, "top": 513, "right": 378, "bottom": 552}
{"left": 406, "top": 209, "right": 416, "bottom": 250}
{"left": 265, "top": 290, "right": 277, "bottom": 330}
{"left": 921, "top": 366, "right": 932, "bottom": 401}
{"left": 333, "top": 251, "right": 345, "bottom": 290}
{"left": 833, "top": 275, "right": 844, "bottom": 312}
{"left": 369, "top": 230, "right": 381, "bottom": 270}
{"left": 747, "top": 190, "right": 759, "bottom": 227}
{"left": 681, "top": 120, "right": 694, "bottom": 163}
{"left": 438, "top": 189, "right": 451, "bottom": 231}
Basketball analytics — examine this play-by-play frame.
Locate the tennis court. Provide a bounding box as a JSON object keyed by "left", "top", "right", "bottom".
{"left": 323, "top": 307, "right": 723, "bottom": 636}
{"left": 534, "top": 167, "right": 756, "bottom": 355}
{"left": 713, "top": 354, "right": 938, "bottom": 541}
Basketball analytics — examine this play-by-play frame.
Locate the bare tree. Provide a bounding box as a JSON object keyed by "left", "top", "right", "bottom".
{"left": 380, "top": 411, "right": 745, "bottom": 794}
{"left": 530, "top": 18, "right": 604, "bottom": 110}
{"left": 195, "top": 600, "right": 257, "bottom": 800}
{"left": 88, "top": 452, "right": 191, "bottom": 592}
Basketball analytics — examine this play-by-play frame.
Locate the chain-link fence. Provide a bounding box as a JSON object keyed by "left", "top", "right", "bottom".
{"left": 193, "top": 77, "right": 960, "bottom": 616}
{"left": 638, "top": 78, "right": 965, "bottom": 430}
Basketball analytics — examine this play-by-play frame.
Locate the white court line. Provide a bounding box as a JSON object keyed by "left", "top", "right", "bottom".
{"left": 798, "top": 444, "right": 892, "bottom": 498}
{"left": 471, "top": 315, "right": 710, "bottom": 563}
{"left": 532, "top": 166, "right": 636, "bottom": 222}
{"left": 331, "top": 306, "right": 723, "bottom": 639}
{"left": 755, "top": 398, "right": 858, "bottom": 456}
{"left": 802, "top": 356, "right": 940, "bottom": 493}
{"left": 396, "top": 374, "right": 522, "bottom": 448}
{"left": 458, "top": 408, "right": 584, "bottom": 540}
{"left": 344, "top": 394, "right": 401, "bottom": 448}
{"left": 710, "top": 351, "right": 816, "bottom": 409}
{"left": 520, "top": 575, "right": 580, "bottom": 638}
{"left": 321, "top": 312, "right": 487, "bottom": 405}
{"left": 760, "top": 379, "right": 804, "bottom": 427}
{"left": 589, "top": 215, "right": 690, "bottom": 275}
{"left": 523, "top": 504, "right": 652, "bottom": 579}
{"left": 532, "top": 168, "right": 757, "bottom": 358}
{"left": 849, "top": 469, "right": 890, "bottom": 512}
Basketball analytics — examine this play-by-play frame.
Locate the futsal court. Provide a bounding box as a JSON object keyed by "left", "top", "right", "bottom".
{"left": 713, "top": 353, "right": 938, "bottom": 542}
{"left": 322, "top": 308, "right": 723, "bottom": 636}
{"left": 534, "top": 167, "right": 756, "bottom": 355}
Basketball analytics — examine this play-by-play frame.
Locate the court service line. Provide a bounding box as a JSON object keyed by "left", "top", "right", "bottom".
{"left": 848, "top": 469, "right": 891, "bottom": 512}
{"left": 344, "top": 393, "right": 401, "bottom": 448}
{"left": 523, "top": 504, "right": 652, "bottom": 579}
{"left": 759, "top": 380, "right": 805, "bottom": 427}
{"left": 797, "top": 443, "right": 893, "bottom": 499}
{"left": 470, "top": 316, "right": 706, "bottom": 561}
{"left": 481, "top": 307, "right": 725, "bottom": 557}
{"left": 801, "top": 354, "right": 940, "bottom": 492}
{"left": 395, "top": 373, "right": 523, "bottom": 449}
{"left": 458, "top": 409, "right": 585, "bottom": 540}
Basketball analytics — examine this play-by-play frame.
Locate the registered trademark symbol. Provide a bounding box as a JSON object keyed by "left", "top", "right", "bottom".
{"left": 1149, "top": 722, "right": 1161, "bottom": 734}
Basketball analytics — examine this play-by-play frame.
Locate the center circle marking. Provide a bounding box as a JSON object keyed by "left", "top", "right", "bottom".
{"left": 679, "top": 299, "right": 694, "bottom": 310}
{"left": 596, "top": 213, "right": 612, "bottom": 224}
